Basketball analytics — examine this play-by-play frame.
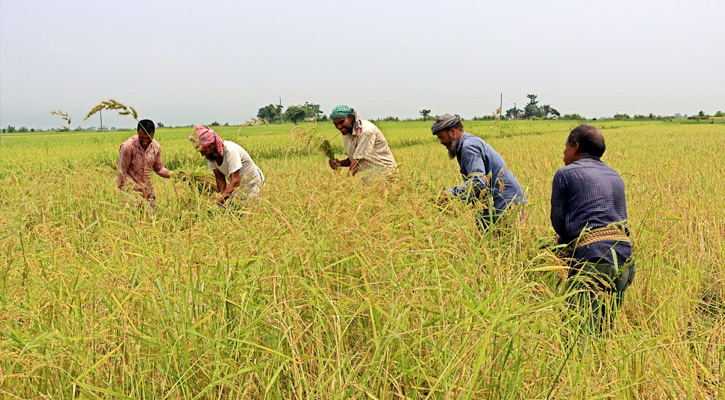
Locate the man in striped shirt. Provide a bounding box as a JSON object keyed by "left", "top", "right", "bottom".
{"left": 117, "top": 119, "right": 173, "bottom": 208}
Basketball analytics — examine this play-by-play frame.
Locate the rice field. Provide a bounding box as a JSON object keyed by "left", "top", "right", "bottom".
{"left": 1, "top": 119, "right": 724, "bottom": 398}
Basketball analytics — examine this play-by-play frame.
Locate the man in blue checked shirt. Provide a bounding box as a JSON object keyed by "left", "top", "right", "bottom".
{"left": 432, "top": 114, "right": 527, "bottom": 229}
{"left": 551, "top": 124, "right": 636, "bottom": 333}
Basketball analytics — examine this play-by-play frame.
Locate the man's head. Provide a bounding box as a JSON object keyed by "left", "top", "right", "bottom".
{"left": 431, "top": 114, "right": 464, "bottom": 159}
{"left": 190, "top": 125, "right": 226, "bottom": 161}
{"left": 330, "top": 104, "right": 356, "bottom": 135}
{"left": 199, "top": 143, "right": 221, "bottom": 161}
{"left": 137, "top": 119, "right": 155, "bottom": 149}
{"left": 564, "top": 124, "right": 605, "bottom": 165}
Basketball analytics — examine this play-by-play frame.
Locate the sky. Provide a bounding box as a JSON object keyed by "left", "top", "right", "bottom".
{"left": 1, "top": 0, "right": 723, "bottom": 129}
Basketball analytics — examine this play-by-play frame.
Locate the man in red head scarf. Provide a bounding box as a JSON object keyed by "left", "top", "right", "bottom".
{"left": 190, "top": 125, "right": 265, "bottom": 207}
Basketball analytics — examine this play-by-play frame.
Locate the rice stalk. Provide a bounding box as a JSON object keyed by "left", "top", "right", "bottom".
{"left": 84, "top": 99, "right": 142, "bottom": 132}
{"left": 50, "top": 110, "right": 71, "bottom": 132}
{"left": 291, "top": 119, "right": 335, "bottom": 160}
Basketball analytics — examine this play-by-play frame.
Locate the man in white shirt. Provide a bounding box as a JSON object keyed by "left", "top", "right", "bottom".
{"left": 190, "top": 125, "right": 265, "bottom": 207}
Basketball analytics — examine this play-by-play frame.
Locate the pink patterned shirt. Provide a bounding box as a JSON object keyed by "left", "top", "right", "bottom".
{"left": 117, "top": 135, "right": 171, "bottom": 199}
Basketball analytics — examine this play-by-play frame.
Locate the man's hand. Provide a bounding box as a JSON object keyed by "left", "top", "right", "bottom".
{"left": 329, "top": 159, "right": 340, "bottom": 170}
{"left": 436, "top": 187, "right": 453, "bottom": 205}
{"left": 216, "top": 196, "right": 227, "bottom": 208}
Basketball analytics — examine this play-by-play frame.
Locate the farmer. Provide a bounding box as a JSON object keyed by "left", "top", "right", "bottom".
{"left": 117, "top": 119, "right": 173, "bottom": 208}
{"left": 190, "top": 125, "right": 265, "bottom": 207}
{"left": 328, "top": 105, "right": 397, "bottom": 176}
{"left": 432, "top": 113, "right": 526, "bottom": 228}
{"left": 551, "top": 124, "right": 635, "bottom": 333}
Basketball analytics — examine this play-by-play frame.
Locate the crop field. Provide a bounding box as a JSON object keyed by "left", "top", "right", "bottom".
{"left": 1, "top": 119, "right": 724, "bottom": 398}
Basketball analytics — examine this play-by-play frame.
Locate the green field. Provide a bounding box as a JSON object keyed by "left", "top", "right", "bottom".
{"left": 1, "top": 120, "right": 724, "bottom": 398}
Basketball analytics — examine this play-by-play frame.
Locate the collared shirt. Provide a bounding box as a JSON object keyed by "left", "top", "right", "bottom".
{"left": 117, "top": 135, "right": 171, "bottom": 199}
{"left": 342, "top": 120, "right": 397, "bottom": 173}
{"left": 551, "top": 155, "right": 632, "bottom": 265}
{"left": 207, "top": 140, "right": 264, "bottom": 194}
{"left": 449, "top": 132, "right": 526, "bottom": 214}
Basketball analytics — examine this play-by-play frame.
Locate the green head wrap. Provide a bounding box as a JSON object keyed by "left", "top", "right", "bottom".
{"left": 330, "top": 104, "right": 353, "bottom": 119}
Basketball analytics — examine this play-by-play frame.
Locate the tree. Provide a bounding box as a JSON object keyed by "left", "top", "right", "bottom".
{"left": 541, "top": 105, "right": 560, "bottom": 119}
{"left": 257, "top": 104, "right": 280, "bottom": 123}
{"left": 561, "top": 114, "right": 585, "bottom": 120}
{"left": 523, "top": 94, "right": 544, "bottom": 119}
{"left": 6, "top": 126, "right": 16, "bottom": 133}
{"left": 420, "top": 109, "right": 431, "bottom": 121}
{"left": 285, "top": 105, "right": 307, "bottom": 125}
{"left": 302, "top": 102, "right": 323, "bottom": 121}
{"left": 715, "top": 111, "right": 725, "bottom": 117}
{"left": 505, "top": 106, "right": 522, "bottom": 119}
{"left": 612, "top": 113, "right": 631, "bottom": 120}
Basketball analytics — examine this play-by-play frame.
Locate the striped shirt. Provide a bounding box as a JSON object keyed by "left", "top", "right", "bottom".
{"left": 117, "top": 135, "right": 171, "bottom": 199}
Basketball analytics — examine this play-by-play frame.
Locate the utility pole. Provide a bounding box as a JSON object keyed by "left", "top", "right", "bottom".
{"left": 279, "top": 96, "right": 283, "bottom": 125}
{"left": 99, "top": 109, "right": 103, "bottom": 131}
{"left": 500, "top": 93, "right": 503, "bottom": 113}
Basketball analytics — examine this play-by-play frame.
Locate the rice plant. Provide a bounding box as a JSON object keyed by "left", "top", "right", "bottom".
{"left": 50, "top": 110, "right": 71, "bottom": 131}
{"left": 84, "top": 99, "right": 146, "bottom": 133}
{"left": 291, "top": 119, "right": 335, "bottom": 160}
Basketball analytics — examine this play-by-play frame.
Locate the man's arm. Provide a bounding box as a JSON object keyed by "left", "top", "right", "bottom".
{"left": 117, "top": 146, "right": 133, "bottom": 191}
{"left": 349, "top": 159, "right": 360, "bottom": 176}
{"left": 329, "top": 158, "right": 352, "bottom": 169}
{"left": 213, "top": 169, "right": 227, "bottom": 194}
{"left": 550, "top": 171, "right": 568, "bottom": 242}
{"left": 449, "top": 147, "right": 487, "bottom": 202}
{"left": 152, "top": 147, "right": 172, "bottom": 178}
{"left": 329, "top": 158, "right": 361, "bottom": 175}
{"left": 217, "top": 170, "right": 241, "bottom": 205}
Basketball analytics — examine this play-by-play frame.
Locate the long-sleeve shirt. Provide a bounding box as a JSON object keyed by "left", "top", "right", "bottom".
{"left": 551, "top": 155, "right": 632, "bottom": 265}
{"left": 449, "top": 132, "right": 526, "bottom": 215}
{"left": 342, "top": 120, "right": 397, "bottom": 173}
{"left": 117, "top": 135, "right": 171, "bottom": 199}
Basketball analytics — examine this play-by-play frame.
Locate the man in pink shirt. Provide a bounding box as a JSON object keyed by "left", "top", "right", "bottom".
{"left": 117, "top": 119, "right": 173, "bottom": 208}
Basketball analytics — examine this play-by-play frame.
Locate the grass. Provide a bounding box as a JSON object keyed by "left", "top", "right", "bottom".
{"left": 0, "top": 120, "right": 724, "bottom": 398}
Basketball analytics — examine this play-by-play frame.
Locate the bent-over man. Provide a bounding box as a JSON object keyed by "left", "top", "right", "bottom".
{"left": 432, "top": 113, "right": 526, "bottom": 228}
{"left": 190, "top": 125, "right": 265, "bottom": 207}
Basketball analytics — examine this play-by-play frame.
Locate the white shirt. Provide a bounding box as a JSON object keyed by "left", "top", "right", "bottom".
{"left": 207, "top": 140, "right": 264, "bottom": 192}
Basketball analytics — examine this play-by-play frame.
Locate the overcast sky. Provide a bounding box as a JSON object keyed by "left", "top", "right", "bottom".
{"left": 1, "top": 0, "right": 723, "bottom": 129}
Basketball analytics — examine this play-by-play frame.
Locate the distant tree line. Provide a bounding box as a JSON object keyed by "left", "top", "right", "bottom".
{"left": 3, "top": 106, "right": 724, "bottom": 133}
{"left": 505, "top": 94, "right": 560, "bottom": 120}
{"left": 257, "top": 102, "right": 325, "bottom": 124}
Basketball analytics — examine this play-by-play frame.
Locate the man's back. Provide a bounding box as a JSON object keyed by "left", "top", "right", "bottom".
{"left": 453, "top": 132, "right": 526, "bottom": 213}
{"left": 551, "top": 155, "right": 631, "bottom": 264}
{"left": 207, "top": 140, "right": 263, "bottom": 188}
